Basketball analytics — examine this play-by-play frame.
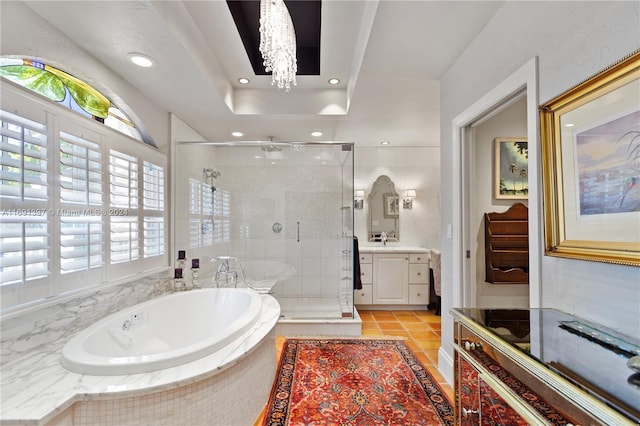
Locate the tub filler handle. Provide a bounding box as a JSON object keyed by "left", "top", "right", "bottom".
{"left": 108, "top": 326, "right": 134, "bottom": 350}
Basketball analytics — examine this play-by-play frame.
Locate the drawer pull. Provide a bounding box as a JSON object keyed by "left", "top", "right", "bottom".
{"left": 417, "top": 293, "right": 421, "bottom": 296}
{"left": 417, "top": 272, "right": 421, "bottom": 276}
{"left": 361, "top": 293, "right": 365, "bottom": 296}
{"left": 417, "top": 257, "right": 422, "bottom": 260}
{"left": 464, "top": 341, "right": 482, "bottom": 351}
{"left": 462, "top": 408, "right": 479, "bottom": 417}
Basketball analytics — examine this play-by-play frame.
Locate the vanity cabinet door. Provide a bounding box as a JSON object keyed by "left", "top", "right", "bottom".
{"left": 373, "top": 254, "right": 408, "bottom": 304}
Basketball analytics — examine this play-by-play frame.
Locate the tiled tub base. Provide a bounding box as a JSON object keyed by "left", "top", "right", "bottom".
{"left": 73, "top": 331, "right": 275, "bottom": 426}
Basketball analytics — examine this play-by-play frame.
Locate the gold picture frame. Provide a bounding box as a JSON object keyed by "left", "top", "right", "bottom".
{"left": 494, "top": 137, "right": 528, "bottom": 200}
{"left": 539, "top": 50, "right": 640, "bottom": 266}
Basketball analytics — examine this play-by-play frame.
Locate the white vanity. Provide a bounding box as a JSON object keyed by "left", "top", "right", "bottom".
{"left": 356, "top": 247, "right": 430, "bottom": 308}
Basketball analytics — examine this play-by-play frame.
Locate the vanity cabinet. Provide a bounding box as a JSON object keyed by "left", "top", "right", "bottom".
{"left": 355, "top": 253, "right": 373, "bottom": 304}
{"left": 356, "top": 249, "right": 430, "bottom": 307}
{"left": 408, "top": 253, "right": 429, "bottom": 304}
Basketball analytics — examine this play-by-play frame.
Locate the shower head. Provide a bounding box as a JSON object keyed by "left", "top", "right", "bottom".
{"left": 203, "top": 168, "right": 221, "bottom": 179}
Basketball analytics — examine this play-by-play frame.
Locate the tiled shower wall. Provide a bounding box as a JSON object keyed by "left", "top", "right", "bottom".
{"left": 174, "top": 143, "right": 354, "bottom": 314}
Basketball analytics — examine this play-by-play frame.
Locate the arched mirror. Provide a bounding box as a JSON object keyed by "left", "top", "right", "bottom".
{"left": 368, "top": 175, "right": 399, "bottom": 242}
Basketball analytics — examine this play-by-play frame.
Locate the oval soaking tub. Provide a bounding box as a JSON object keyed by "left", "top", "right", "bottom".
{"left": 61, "top": 288, "right": 263, "bottom": 375}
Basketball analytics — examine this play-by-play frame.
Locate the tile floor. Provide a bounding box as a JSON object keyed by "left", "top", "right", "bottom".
{"left": 254, "top": 309, "right": 454, "bottom": 425}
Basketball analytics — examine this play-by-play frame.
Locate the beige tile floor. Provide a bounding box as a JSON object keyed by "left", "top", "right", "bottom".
{"left": 255, "top": 309, "right": 453, "bottom": 425}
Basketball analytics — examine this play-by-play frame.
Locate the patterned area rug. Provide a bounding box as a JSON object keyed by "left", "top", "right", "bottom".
{"left": 263, "top": 338, "right": 454, "bottom": 425}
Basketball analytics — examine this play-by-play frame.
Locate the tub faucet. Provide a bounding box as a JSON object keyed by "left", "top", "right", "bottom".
{"left": 381, "top": 231, "right": 388, "bottom": 246}
{"left": 213, "top": 256, "right": 239, "bottom": 288}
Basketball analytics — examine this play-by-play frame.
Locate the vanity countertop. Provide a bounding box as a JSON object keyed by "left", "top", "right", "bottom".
{"left": 0, "top": 295, "right": 280, "bottom": 425}
{"left": 359, "top": 246, "right": 430, "bottom": 253}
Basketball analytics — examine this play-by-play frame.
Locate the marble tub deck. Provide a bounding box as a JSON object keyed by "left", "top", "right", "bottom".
{"left": 0, "top": 295, "right": 280, "bottom": 425}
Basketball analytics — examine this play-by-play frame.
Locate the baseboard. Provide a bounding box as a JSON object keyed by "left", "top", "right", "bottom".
{"left": 354, "top": 304, "right": 431, "bottom": 311}
{"left": 438, "top": 346, "right": 454, "bottom": 386}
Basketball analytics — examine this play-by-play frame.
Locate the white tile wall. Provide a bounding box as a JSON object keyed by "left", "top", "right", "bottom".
{"left": 354, "top": 146, "right": 441, "bottom": 249}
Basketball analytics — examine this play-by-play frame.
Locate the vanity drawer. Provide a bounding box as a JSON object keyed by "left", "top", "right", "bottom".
{"left": 409, "top": 253, "right": 428, "bottom": 264}
{"left": 354, "top": 284, "right": 373, "bottom": 304}
{"left": 359, "top": 253, "right": 373, "bottom": 264}
{"left": 360, "top": 263, "right": 373, "bottom": 284}
{"left": 409, "top": 284, "right": 429, "bottom": 305}
{"left": 409, "top": 263, "right": 428, "bottom": 284}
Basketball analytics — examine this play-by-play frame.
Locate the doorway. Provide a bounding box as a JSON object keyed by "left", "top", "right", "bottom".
{"left": 451, "top": 57, "right": 542, "bottom": 311}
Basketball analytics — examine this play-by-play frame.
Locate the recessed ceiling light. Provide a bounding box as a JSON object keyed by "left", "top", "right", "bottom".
{"left": 128, "top": 53, "right": 153, "bottom": 68}
{"left": 328, "top": 78, "right": 340, "bottom": 85}
{"left": 381, "top": 141, "right": 390, "bottom": 145}
{"left": 311, "top": 131, "right": 323, "bottom": 137}
{"left": 238, "top": 78, "right": 250, "bottom": 85}
{"left": 231, "top": 131, "right": 244, "bottom": 137}
{"left": 565, "top": 123, "right": 574, "bottom": 127}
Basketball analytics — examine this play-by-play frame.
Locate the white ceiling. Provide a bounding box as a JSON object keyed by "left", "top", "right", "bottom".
{"left": 22, "top": 0, "right": 504, "bottom": 146}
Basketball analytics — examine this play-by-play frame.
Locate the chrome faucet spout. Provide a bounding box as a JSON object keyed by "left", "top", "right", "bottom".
{"left": 381, "top": 231, "right": 388, "bottom": 246}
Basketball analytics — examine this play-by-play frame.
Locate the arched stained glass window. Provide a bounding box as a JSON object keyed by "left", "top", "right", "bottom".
{"left": 0, "top": 57, "right": 151, "bottom": 145}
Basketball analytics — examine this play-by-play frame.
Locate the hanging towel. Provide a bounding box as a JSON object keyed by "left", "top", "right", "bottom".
{"left": 353, "top": 236, "right": 362, "bottom": 290}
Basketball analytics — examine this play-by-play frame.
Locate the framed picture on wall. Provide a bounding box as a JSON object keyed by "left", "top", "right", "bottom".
{"left": 540, "top": 50, "right": 640, "bottom": 266}
{"left": 494, "top": 137, "right": 528, "bottom": 200}
{"left": 383, "top": 193, "right": 399, "bottom": 218}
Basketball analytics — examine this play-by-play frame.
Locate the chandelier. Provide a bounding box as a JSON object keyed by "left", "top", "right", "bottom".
{"left": 259, "top": 0, "right": 297, "bottom": 91}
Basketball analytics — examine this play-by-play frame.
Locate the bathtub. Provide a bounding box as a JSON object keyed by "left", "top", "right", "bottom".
{"left": 61, "top": 287, "right": 263, "bottom": 376}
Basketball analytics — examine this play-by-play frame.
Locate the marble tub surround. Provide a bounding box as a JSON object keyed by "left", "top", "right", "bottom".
{"left": 1, "top": 269, "right": 172, "bottom": 366}
{"left": 0, "top": 294, "right": 280, "bottom": 425}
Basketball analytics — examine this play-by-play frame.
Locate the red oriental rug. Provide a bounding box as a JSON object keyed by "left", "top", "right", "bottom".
{"left": 262, "top": 338, "right": 454, "bottom": 425}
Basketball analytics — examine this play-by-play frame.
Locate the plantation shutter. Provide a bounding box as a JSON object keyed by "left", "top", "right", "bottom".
{"left": 59, "top": 131, "right": 104, "bottom": 273}
{"left": 142, "top": 161, "right": 164, "bottom": 258}
{"left": 109, "top": 150, "right": 139, "bottom": 263}
{"left": 213, "top": 189, "right": 231, "bottom": 243}
{"left": 0, "top": 109, "right": 49, "bottom": 286}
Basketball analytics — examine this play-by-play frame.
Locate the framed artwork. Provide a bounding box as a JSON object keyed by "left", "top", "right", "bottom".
{"left": 494, "top": 137, "right": 528, "bottom": 199}
{"left": 540, "top": 50, "right": 640, "bottom": 266}
{"left": 383, "top": 193, "right": 399, "bottom": 218}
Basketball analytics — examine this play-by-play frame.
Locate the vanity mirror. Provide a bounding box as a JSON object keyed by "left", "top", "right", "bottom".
{"left": 368, "top": 175, "right": 399, "bottom": 242}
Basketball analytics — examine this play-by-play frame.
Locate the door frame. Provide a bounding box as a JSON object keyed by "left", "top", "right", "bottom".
{"left": 450, "top": 57, "right": 541, "bottom": 311}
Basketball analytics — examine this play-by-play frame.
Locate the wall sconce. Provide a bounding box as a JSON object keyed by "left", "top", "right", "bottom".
{"left": 354, "top": 189, "right": 365, "bottom": 209}
{"left": 403, "top": 189, "right": 416, "bottom": 209}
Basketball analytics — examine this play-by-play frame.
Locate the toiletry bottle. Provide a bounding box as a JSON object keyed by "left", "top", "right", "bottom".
{"left": 177, "top": 250, "right": 186, "bottom": 270}
{"left": 191, "top": 258, "right": 200, "bottom": 289}
{"left": 174, "top": 268, "right": 184, "bottom": 291}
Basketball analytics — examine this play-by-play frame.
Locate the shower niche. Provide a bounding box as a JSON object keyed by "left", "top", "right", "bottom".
{"left": 174, "top": 142, "right": 355, "bottom": 320}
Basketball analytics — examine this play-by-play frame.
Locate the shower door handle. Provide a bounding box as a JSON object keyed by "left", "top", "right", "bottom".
{"left": 296, "top": 222, "right": 300, "bottom": 242}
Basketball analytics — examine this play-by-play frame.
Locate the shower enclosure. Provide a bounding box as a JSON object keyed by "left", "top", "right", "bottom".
{"left": 174, "top": 142, "right": 355, "bottom": 320}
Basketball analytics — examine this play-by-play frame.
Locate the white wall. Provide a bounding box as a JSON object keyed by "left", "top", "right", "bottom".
{"left": 0, "top": 1, "right": 170, "bottom": 153}
{"left": 440, "top": 1, "right": 640, "bottom": 382}
{"left": 473, "top": 98, "right": 529, "bottom": 308}
{"left": 354, "top": 146, "right": 440, "bottom": 249}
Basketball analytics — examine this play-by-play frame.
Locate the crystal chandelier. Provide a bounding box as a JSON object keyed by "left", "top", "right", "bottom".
{"left": 259, "top": 0, "right": 297, "bottom": 91}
